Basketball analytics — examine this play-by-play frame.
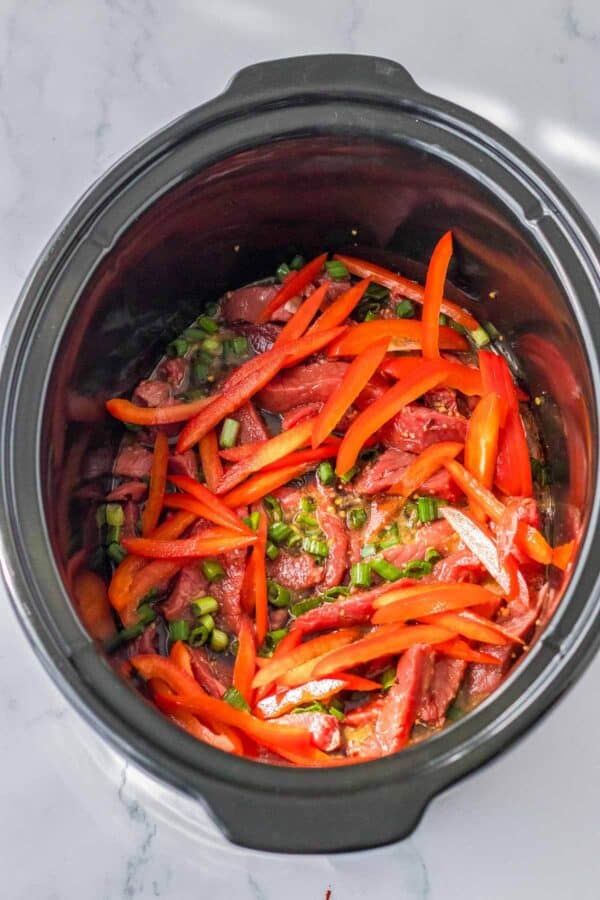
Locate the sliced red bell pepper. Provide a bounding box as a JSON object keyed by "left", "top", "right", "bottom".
{"left": 479, "top": 350, "right": 532, "bottom": 497}
{"left": 109, "top": 510, "right": 196, "bottom": 622}
{"left": 233, "top": 617, "right": 257, "bottom": 705}
{"left": 388, "top": 440, "right": 463, "bottom": 496}
{"left": 253, "top": 510, "right": 269, "bottom": 647}
{"left": 177, "top": 326, "right": 346, "bottom": 451}
{"left": 272, "top": 629, "right": 303, "bottom": 658}
{"left": 327, "top": 319, "right": 468, "bottom": 357}
{"left": 464, "top": 391, "right": 503, "bottom": 520}
{"left": 308, "top": 278, "right": 370, "bottom": 333}
{"left": 215, "top": 417, "right": 316, "bottom": 495}
{"left": 257, "top": 252, "right": 328, "bottom": 323}
{"left": 221, "top": 461, "right": 314, "bottom": 508}
{"left": 311, "top": 624, "right": 455, "bottom": 679}
{"left": 141, "top": 431, "right": 169, "bottom": 535}
{"left": 261, "top": 443, "right": 341, "bottom": 472}
{"left": 552, "top": 540, "right": 575, "bottom": 571}
{"left": 106, "top": 393, "right": 212, "bottom": 427}
{"left": 435, "top": 637, "right": 501, "bottom": 665}
{"left": 371, "top": 583, "right": 499, "bottom": 624}
{"left": 382, "top": 355, "right": 483, "bottom": 396}
{"left": 169, "top": 639, "right": 194, "bottom": 676}
{"left": 199, "top": 429, "right": 223, "bottom": 492}
{"left": 221, "top": 437, "right": 341, "bottom": 465}
{"left": 240, "top": 550, "right": 257, "bottom": 616}
{"left": 422, "top": 610, "right": 521, "bottom": 645}
{"left": 252, "top": 628, "right": 361, "bottom": 690}
{"left": 422, "top": 231, "right": 453, "bottom": 360}
{"left": 336, "top": 359, "right": 451, "bottom": 475}
{"left": 312, "top": 337, "right": 389, "bottom": 449}
{"left": 444, "top": 459, "right": 552, "bottom": 565}
{"left": 126, "top": 559, "right": 187, "bottom": 618}
{"left": 72, "top": 569, "right": 116, "bottom": 641}
{"left": 132, "top": 655, "right": 313, "bottom": 756}
{"left": 332, "top": 253, "right": 480, "bottom": 330}
{"left": 256, "top": 674, "right": 379, "bottom": 719}
{"left": 273, "top": 282, "right": 328, "bottom": 346}
{"left": 121, "top": 528, "right": 256, "bottom": 559}
{"left": 165, "top": 707, "right": 240, "bottom": 754}
{"left": 167, "top": 473, "right": 250, "bottom": 533}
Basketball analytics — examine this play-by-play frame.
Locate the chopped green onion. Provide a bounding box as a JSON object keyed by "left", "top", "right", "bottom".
{"left": 295, "top": 512, "right": 319, "bottom": 531}
{"left": 189, "top": 625, "right": 209, "bottom": 647}
{"left": 277, "top": 262, "right": 291, "bottom": 282}
{"left": 325, "top": 260, "right": 349, "bottom": 280}
{"left": 104, "top": 622, "right": 145, "bottom": 653}
{"left": 166, "top": 338, "right": 188, "bottom": 358}
{"left": 347, "top": 507, "right": 367, "bottom": 530}
{"left": 140, "top": 588, "right": 159, "bottom": 605}
{"left": 323, "top": 586, "right": 351, "bottom": 600}
{"left": 402, "top": 559, "right": 433, "bottom": 578}
{"left": 351, "top": 562, "right": 371, "bottom": 588}
{"left": 286, "top": 527, "right": 303, "bottom": 549}
{"left": 370, "top": 558, "right": 403, "bottom": 581}
{"left": 266, "top": 542, "right": 279, "bottom": 561}
{"left": 258, "top": 629, "right": 289, "bottom": 657}
{"left": 292, "top": 700, "right": 328, "bottom": 715}
{"left": 105, "top": 504, "right": 124, "bottom": 528}
{"left": 360, "top": 543, "right": 377, "bottom": 558}
{"left": 243, "top": 510, "right": 260, "bottom": 531}
{"left": 290, "top": 596, "right": 322, "bottom": 617}
{"left": 470, "top": 325, "right": 490, "bottom": 348}
{"left": 446, "top": 703, "right": 466, "bottom": 721}
{"left": 339, "top": 465, "right": 358, "bottom": 484}
{"left": 264, "top": 495, "right": 283, "bottom": 522}
{"left": 196, "top": 316, "right": 219, "bottom": 334}
{"left": 202, "top": 336, "right": 222, "bottom": 356}
{"left": 268, "top": 580, "right": 291, "bottom": 608}
{"left": 230, "top": 336, "right": 249, "bottom": 356}
{"left": 106, "top": 525, "right": 122, "bottom": 545}
{"left": 395, "top": 299, "right": 415, "bottom": 319}
{"left": 229, "top": 637, "right": 239, "bottom": 656}
{"left": 403, "top": 501, "right": 418, "bottom": 523}
{"left": 301, "top": 496, "right": 315, "bottom": 512}
{"left": 193, "top": 361, "right": 209, "bottom": 384}
{"left": 202, "top": 559, "right": 225, "bottom": 581}
{"left": 169, "top": 619, "right": 190, "bottom": 642}
{"left": 484, "top": 321, "right": 501, "bottom": 340}
{"left": 95, "top": 504, "right": 107, "bottom": 528}
{"left": 183, "top": 327, "right": 209, "bottom": 342}
{"left": 219, "top": 418, "right": 240, "bottom": 449}
{"left": 317, "top": 461, "right": 335, "bottom": 485}
{"left": 416, "top": 496, "right": 439, "bottom": 523}
{"left": 203, "top": 301, "right": 219, "bottom": 317}
{"left": 380, "top": 666, "right": 396, "bottom": 691}
{"left": 210, "top": 628, "right": 229, "bottom": 652}
{"left": 365, "top": 282, "right": 390, "bottom": 302}
{"left": 364, "top": 309, "right": 378, "bottom": 321}
{"left": 267, "top": 521, "right": 293, "bottom": 544}
{"left": 439, "top": 313, "right": 449, "bottom": 326}
{"left": 191, "top": 596, "right": 219, "bottom": 617}
{"left": 302, "top": 536, "right": 329, "bottom": 558}
{"left": 137, "top": 604, "right": 157, "bottom": 626}
{"left": 377, "top": 523, "right": 400, "bottom": 550}
{"left": 124, "top": 422, "right": 141, "bottom": 432}
{"left": 289, "top": 254, "right": 305, "bottom": 271}
{"left": 223, "top": 686, "right": 250, "bottom": 711}
{"left": 198, "top": 613, "right": 215, "bottom": 633}
{"left": 424, "top": 547, "right": 441, "bottom": 564}
{"left": 328, "top": 704, "right": 345, "bottom": 721}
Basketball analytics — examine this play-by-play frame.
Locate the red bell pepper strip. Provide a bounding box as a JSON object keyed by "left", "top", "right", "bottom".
{"left": 336, "top": 360, "right": 451, "bottom": 475}
{"left": 162, "top": 493, "right": 246, "bottom": 535}
{"left": 122, "top": 528, "right": 256, "bottom": 560}
{"left": 165, "top": 706, "right": 240, "bottom": 754}
{"left": 106, "top": 393, "right": 212, "bottom": 427}
{"left": 552, "top": 540, "right": 575, "bottom": 571}
{"left": 257, "top": 253, "right": 328, "bottom": 323}
{"left": 312, "top": 337, "right": 389, "bottom": 449}
{"left": 308, "top": 278, "right": 370, "bottom": 333}
{"left": 273, "top": 282, "right": 329, "bottom": 346}
{"left": 127, "top": 559, "right": 187, "bottom": 617}
{"left": 170, "top": 639, "right": 194, "bottom": 676}
{"left": 233, "top": 617, "right": 257, "bottom": 705}
{"left": 464, "top": 392, "right": 503, "bottom": 520}
{"left": 220, "top": 436, "right": 341, "bottom": 464}
{"left": 444, "top": 459, "right": 552, "bottom": 565}
{"left": 422, "top": 611, "right": 521, "bottom": 645}
{"left": 311, "top": 624, "right": 455, "bottom": 679}
{"left": 252, "top": 628, "right": 361, "bottom": 690}
{"left": 167, "top": 473, "right": 250, "bottom": 533}
{"left": 254, "top": 510, "right": 269, "bottom": 647}
{"left": 199, "top": 429, "right": 223, "bottom": 492}
{"left": 141, "top": 431, "right": 169, "bottom": 535}
{"left": 382, "top": 355, "right": 483, "bottom": 396}
{"left": 215, "top": 417, "right": 316, "bottom": 495}
{"left": 371, "top": 583, "right": 500, "bottom": 624}
{"left": 255, "top": 674, "right": 380, "bottom": 720}
{"left": 327, "top": 319, "right": 468, "bottom": 357}
{"left": 177, "top": 326, "right": 346, "bottom": 451}
{"left": 388, "top": 440, "right": 463, "bottom": 497}
{"left": 221, "top": 461, "right": 314, "bottom": 508}
{"left": 332, "top": 253, "right": 480, "bottom": 331}
{"left": 272, "top": 629, "right": 303, "bottom": 658}
{"left": 479, "top": 350, "right": 532, "bottom": 497}
{"left": 132, "top": 655, "right": 313, "bottom": 756}
{"left": 108, "top": 510, "right": 196, "bottom": 621}
{"left": 422, "top": 231, "right": 453, "bottom": 360}
{"left": 240, "top": 550, "right": 257, "bottom": 616}
{"left": 261, "top": 443, "right": 340, "bottom": 472}
{"left": 435, "top": 637, "right": 501, "bottom": 665}
{"left": 72, "top": 569, "right": 116, "bottom": 641}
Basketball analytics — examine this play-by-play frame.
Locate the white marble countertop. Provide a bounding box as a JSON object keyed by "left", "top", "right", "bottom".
{"left": 1, "top": 2, "right": 600, "bottom": 897}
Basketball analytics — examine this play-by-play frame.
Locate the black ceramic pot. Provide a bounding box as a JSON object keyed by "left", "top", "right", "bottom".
{"left": 1, "top": 55, "right": 599, "bottom": 853}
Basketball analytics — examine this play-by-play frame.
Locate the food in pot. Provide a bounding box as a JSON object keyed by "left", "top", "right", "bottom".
{"left": 73, "top": 235, "right": 574, "bottom": 766}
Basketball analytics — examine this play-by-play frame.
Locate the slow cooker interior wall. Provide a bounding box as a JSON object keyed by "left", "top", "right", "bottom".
{"left": 43, "top": 135, "right": 589, "bottom": 604}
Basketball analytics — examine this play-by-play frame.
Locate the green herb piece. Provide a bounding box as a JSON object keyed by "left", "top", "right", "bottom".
{"left": 169, "top": 619, "right": 190, "bottom": 642}
{"left": 189, "top": 625, "right": 209, "bottom": 647}
{"left": 210, "top": 628, "right": 229, "bottom": 652}
{"left": 95, "top": 504, "right": 107, "bottom": 528}
{"left": 202, "top": 559, "right": 225, "bottom": 582}
{"left": 268, "top": 521, "right": 294, "bottom": 544}
{"left": 243, "top": 510, "right": 261, "bottom": 531}
{"left": 347, "top": 507, "right": 367, "bottom": 530}
{"left": 266, "top": 542, "right": 279, "bottom": 561}
{"left": 365, "top": 282, "right": 390, "bottom": 302}
{"left": 264, "top": 495, "right": 283, "bottom": 522}
{"left": 364, "top": 309, "right": 378, "bottom": 321}
{"left": 325, "top": 260, "right": 349, "bottom": 280}
{"left": 317, "top": 461, "right": 335, "bottom": 485}
{"left": 223, "top": 686, "right": 250, "bottom": 711}
{"left": 401, "top": 559, "right": 433, "bottom": 578}
{"left": 295, "top": 511, "right": 319, "bottom": 531}
{"left": 470, "top": 325, "right": 490, "bottom": 348}
{"left": 302, "top": 536, "right": 329, "bottom": 558}
{"left": 484, "top": 321, "right": 501, "bottom": 340}
{"left": 124, "top": 422, "right": 141, "bottom": 432}
{"left": 267, "top": 580, "right": 291, "bottom": 608}
{"left": 424, "top": 547, "right": 441, "bottom": 564}
{"left": 339, "top": 465, "right": 358, "bottom": 484}
{"left": 258, "top": 628, "right": 289, "bottom": 657}
{"left": 106, "top": 524, "right": 122, "bottom": 544}
{"left": 301, "top": 496, "right": 316, "bottom": 513}
{"left": 416, "top": 496, "right": 439, "bottom": 523}
{"left": 380, "top": 666, "right": 397, "bottom": 691}
{"left": 196, "top": 316, "right": 219, "bottom": 334}
{"left": 395, "top": 299, "right": 416, "bottom": 318}
{"left": 192, "top": 361, "right": 209, "bottom": 384}
{"left": 183, "top": 327, "right": 209, "bottom": 342}
{"left": 377, "top": 522, "right": 400, "bottom": 550}
{"left": 446, "top": 703, "right": 466, "bottom": 721}
{"left": 198, "top": 613, "right": 215, "bottom": 633}
{"left": 166, "top": 338, "right": 188, "bottom": 358}
{"left": 277, "top": 262, "right": 291, "bottom": 281}
{"left": 289, "top": 254, "right": 305, "bottom": 271}
{"left": 107, "top": 542, "right": 127, "bottom": 564}
{"left": 202, "top": 336, "right": 222, "bottom": 356}
{"left": 220, "top": 418, "right": 240, "bottom": 449}
{"left": 105, "top": 504, "right": 124, "bottom": 528}
{"left": 370, "top": 558, "right": 403, "bottom": 581}
{"left": 191, "top": 596, "right": 219, "bottom": 617}
{"left": 351, "top": 562, "right": 371, "bottom": 588}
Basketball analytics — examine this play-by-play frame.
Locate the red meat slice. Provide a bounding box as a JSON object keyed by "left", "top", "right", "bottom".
{"left": 233, "top": 401, "right": 270, "bottom": 443}
{"left": 162, "top": 562, "right": 208, "bottom": 620}
{"left": 266, "top": 551, "right": 324, "bottom": 591}
{"left": 209, "top": 548, "right": 247, "bottom": 635}
{"left": 133, "top": 379, "right": 172, "bottom": 408}
{"left": 106, "top": 480, "right": 148, "bottom": 502}
{"left": 257, "top": 361, "right": 349, "bottom": 413}
{"left": 423, "top": 386, "right": 460, "bottom": 416}
{"left": 122, "top": 622, "right": 157, "bottom": 659}
{"left": 222, "top": 284, "right": 291, "bottom": 324}
{"left": 159, "top": 357, "right": 189, "bottom": 390}
{"left": 292, "top": 582, "right": 411, "bottom": 634}
{"left": 353, "top": 448, "right": 459, "bottom": 500}
{"left": 417, "top": 655, "right": 467, "bottom": 726}
{"left": 189, "top": 646, "right": 232, "bottom": 698}
{"left": 231, "top": 322, "right": 281, "bottom": 354}
{"left": 382, "top": 519, "right": 454, "bottom": 568}
{"left": 281, "top": 402, "right": 324, "bottom": 431}
{"left": 276, "top": 713, "right": 341, "bottom": 752}
{"left": 315, "top": 483, "right": 349, "bottom": 589}
{"left": 168, "top": 450, "right": 199, "bottom": 480}
{"left": 114, "top": 444, "right": 153, "bottom": 478}
{"left": 432, "top": 549, "right": 485, "bottom": 583}
{"left": 121, "top": 501, "right": 139, "bottom": 538}
{"left": 381, "top": 404, "right": 467, "bottom": 454}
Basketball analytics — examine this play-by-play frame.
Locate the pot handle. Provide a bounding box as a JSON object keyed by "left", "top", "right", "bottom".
{"left": 224, "top": 54, "right": 425, "bottom": 106}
